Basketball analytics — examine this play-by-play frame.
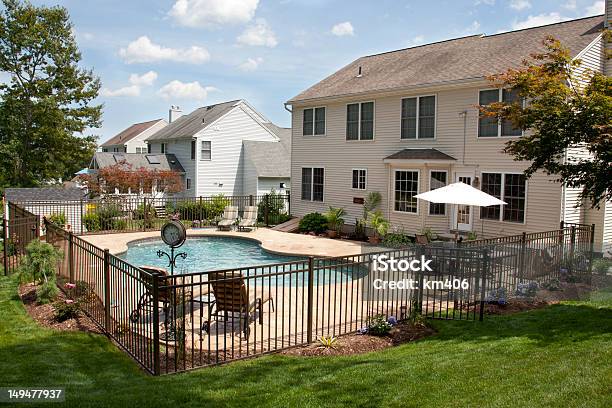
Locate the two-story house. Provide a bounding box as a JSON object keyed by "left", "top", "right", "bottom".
{"left": 287, "top": 14, "right": 611, "bottom": 254}
{"left": 100, "top": 119, "right": 167, "bottom": 153}
{"left": 145, "top": 100, "right": 290, "bottom": 197}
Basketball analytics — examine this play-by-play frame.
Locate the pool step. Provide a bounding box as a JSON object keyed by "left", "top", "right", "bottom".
{"left": 272, "top": 217, "right": 300, "bottom": 233}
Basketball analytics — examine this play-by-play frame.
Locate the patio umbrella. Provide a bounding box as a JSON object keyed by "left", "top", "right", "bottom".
{"left": 414, "top": 182, "right": 506, "bottom": 239}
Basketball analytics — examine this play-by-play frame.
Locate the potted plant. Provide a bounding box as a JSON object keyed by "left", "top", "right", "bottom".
{"left": 367, "top": 210, "right": 389, "bottom": 244}
{"left": 324, "top": 206, "right": 346, "bottom": 238}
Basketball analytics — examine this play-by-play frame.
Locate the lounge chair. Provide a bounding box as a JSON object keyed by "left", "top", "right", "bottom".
{"left": 238, "top": 206, "right": 257, "bottom": 231}
{"left": 202, "top": 271, "right": 274, "bottom": 338}
{"left": 217, "top": 206, "right": 238, "bottom": 231}
{"left": 129, "top": 266, "right": 170, "bottom": 323}
{"left": 415, "top": 234, "right": 429, "bottom": 245}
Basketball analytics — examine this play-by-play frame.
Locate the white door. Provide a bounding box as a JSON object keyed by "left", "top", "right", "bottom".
{"left": 454, "top": 174, "right": 473, "bottom": 231}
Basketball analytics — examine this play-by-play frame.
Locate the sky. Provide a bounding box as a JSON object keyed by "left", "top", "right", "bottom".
{"left": 26, "top": 0, "right": 606, "bottom": 143}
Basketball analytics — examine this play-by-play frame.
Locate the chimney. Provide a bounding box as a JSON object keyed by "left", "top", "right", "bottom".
{"left": 169, "top": 105, "right": 183, "bottom": 123}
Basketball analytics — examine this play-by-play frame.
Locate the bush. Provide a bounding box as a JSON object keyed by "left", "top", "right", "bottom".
{"left": 515, "top": 282, "right": 538, "bottom": 298}
{"left": 133, "top": 203, "right": 156, "bottom": 220}
{"left": 485, "top": 287, "right": 507, "bottom": 305}
{"left": 54, "top": 299, "right": 80, "bottom": 322}
{"left": 382, "top": 231, "right": 413, "bottom": 248}
{"left": 170, "top": 195, "right": 231, "bottom": 221}
{"left": 592, "top": 258, "right": 612, "bottom": 275}
{"left": 366, "top": 314, "right": 392, "bottom": 336}
{"left": 18, "top": 240, "right": 63, "bottom": 285}
{"left": 257, "top": 190, "right": 288, "bottom": 223}
{"left": 113, "top": 219, "right": 127, "bottom": 230}
{"left": 299, "top": 212, "right": 328, "bottom": 233}
{"left": 82, "top": 213, "right": 101, "bottom": 232}
{"left": 36, "top": 281, "right": 59, "bottom": 304}
{"left": 47, "top": 212, "right": 66, "bottom": 226}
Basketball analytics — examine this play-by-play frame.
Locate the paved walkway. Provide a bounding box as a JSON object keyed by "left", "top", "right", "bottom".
{"left": 81, "top": 227, "right": 377, "bottom": 257}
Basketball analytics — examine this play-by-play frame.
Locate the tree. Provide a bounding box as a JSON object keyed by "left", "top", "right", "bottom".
{"left": 480, "top": 35, "right": 611, "bottom": 207}
{"left": 0, "top": 0, "right": 101, "bottom": 188}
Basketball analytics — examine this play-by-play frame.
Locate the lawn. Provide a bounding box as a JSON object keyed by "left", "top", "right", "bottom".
{"left": 0, "top": 275, "right": 611, "bottom": 408}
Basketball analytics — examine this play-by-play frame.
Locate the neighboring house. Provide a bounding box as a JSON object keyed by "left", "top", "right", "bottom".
{"left": 89, "top": 152, "right": 185, "bottom": 197}
{"left": 286, "top": 14, "right": 612, "bottom": 254}
{"left": 100, "top": 119, "right": 167, "bottom": 153}
{"left": 145, "top": 100, "right": 291, "bottom": 197}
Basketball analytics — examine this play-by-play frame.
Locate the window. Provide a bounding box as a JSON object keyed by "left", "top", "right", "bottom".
{"left": 301, "top": 167, "right": 324, "bottom": 202}
{"left": 352, "top": 169, "right": 367, "bottom": 190}
{"left": 346, "top": 102, "right": 374, "bottom": 140}
{"left": 186, "top": 178, "right": 192, "bottom": 190}
{"left": 147, "top": 143, "right": 151, "bottom": 154}
{"left": 201, "top": 141, "right": 211, "bottom": 161}
{"left": 479, "top": 89, "right": 522, "bottom": 137}
{"left": 480, "top": 173, "right": 526, "bottom": 223}
{"left": 394, "top": 170, "right": 419, "bottom": 213}
{"left": 401, "top": 95, "right": 435, "bottom": 139}
{"left": 102, "top": 148, "right": 108, "bottom": 152}
{"left": 191, "top": 140, "right": 196, "bottom": 160}
{"left": 160, "top": 143, "right": 167, "bottom": 153}
{"left": 429, "top": 171, "right": 447, "bottom": 215}
{"left": 303, "top": 107, "right": 325, "bottom": 136}
{"left": 135, "top": 147, "right": 145, "bottom": 154}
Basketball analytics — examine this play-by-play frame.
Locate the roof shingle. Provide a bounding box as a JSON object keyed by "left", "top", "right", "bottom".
{"left": 101, "top": 119, "right": 165, "bottom": 147}
{"left": 383, "top": 148, "right": 456, "bottom": 161}
{"left": 92, "top": 153, "right": 186, "bottom": 173}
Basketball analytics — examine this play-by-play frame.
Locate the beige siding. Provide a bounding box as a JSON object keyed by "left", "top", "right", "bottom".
{"left": 291, "top": 85, "right": 563, "bottom": 238}
{"left": 604, "top": 200, "right": 612, "bottom": 255}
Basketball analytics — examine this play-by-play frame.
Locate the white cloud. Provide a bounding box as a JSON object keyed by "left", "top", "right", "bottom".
{"left": 331, "top": 21, "right": 354, "bottom": 37}
{"left": 509, "top": 0, "right": 531, "bottom": 11}
{"left": 239, "top": 57, "right": 263, "bottom": 71}
{"left": 511, "top": 12, "right": 565, "bottom": 30}
{"left": 562, "top": 0, "right": 577, "bottom": 10}
{"left": 237, "top": 19, "right": 278, "bottom": 47}
{"left": 168, "top": 0, "right": 259, "bottom": 28}
{"left": 100, "top": 71, "right": 158, "bottom": 98}
{"left": 462, "top": 20, "right": 481, "bottom": 34}
{"left": 119, "top": 36, "right": 210, "bottom": 64}
{"left": 406, "top": 35, "right": 425, "bottom": 47}
{"left": 584, "top": 0, "right": 604, "bottom": 15}
{"left": 100, "top": 85, "right": 141, "bottom": 98}
{"left": 128, "top": 71, "right": 158, "bottom": 86}
{"left": 158, "top": 80, "right": 216, "bottom": 101}
{"left": 474, "top": 0, "right": 495, "bottom": 5}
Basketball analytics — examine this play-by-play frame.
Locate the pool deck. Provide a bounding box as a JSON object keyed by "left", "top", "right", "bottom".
{"left": 81, "top": 227, "right": 378, "bottom": 258}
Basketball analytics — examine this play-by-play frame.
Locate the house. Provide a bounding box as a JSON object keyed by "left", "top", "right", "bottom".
{"left": 145, "top": 100, "right": 290, "bottom": 197}
{"left": 100, "top": 119, "right": 167, "bottom": 153}
{"left": 286, "top": 13, "right": 612, "bottom": 254}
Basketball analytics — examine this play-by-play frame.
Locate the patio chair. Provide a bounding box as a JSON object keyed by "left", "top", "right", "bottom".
{"left": 237, "top": 206, "right": 257, "bottom": 231}
{"left": 415, "top": 234, "right": 429, "bottom": 245}
{"left": 217, "top": 206, "right": 238, "bottom": 231}
{"left": 129, "top": 266, "right": 170, "bottom": 323}
{"left": 202, "top": 271, "right": 274, "bottom": 338}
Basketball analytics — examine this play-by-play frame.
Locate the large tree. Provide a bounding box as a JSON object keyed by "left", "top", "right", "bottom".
{"left": 0, "top": 0, "right": 101, "bottom": 189}
{"left": 481, "top": 35, "right": 611, "bottom": 207}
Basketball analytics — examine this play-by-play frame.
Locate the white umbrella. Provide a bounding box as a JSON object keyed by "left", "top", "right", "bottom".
{"left": 414, "top": 182, "right": 506, "bottom": 239}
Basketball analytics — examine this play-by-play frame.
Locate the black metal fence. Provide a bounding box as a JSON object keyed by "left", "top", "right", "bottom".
{"left": 2, "top": 203, "right": 596, "bottom": 375}
{"left": 10, "top": 193, "right": 291, "bottom": 235}
{"left": 2, "top": 203, "right": 40, "bottom": 275}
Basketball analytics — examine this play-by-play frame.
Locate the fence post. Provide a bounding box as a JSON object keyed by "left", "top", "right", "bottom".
{"left": 518, "top": 232, "right": 526, "bottom": 284}
{"left": 35, "top": 215, "right": 41, "bottom": 238}
{"left": 559, "top": 220, "right": 564, "bottom": 230}
{"left": 264, "top": 194, "right": 270, "bottom": 227}
{"left": 569, "top": 226, "right": 576, "bottom": 275}
{"left": 199, "top": 196, "right": 203, "bottom": 220}
{"left": 68, "top": 232, "right": 75, "bottom": 283}
{"left": 287, "top": 191, "right": 291, "bottom": 217}
{"left": 2, "top": 217, "right": 8, "bottom": 276}
{"left": 103, "top": 249, "right": 111, "bottom": 333}
{"left": 80, "top": 199, "right": 84, "bottom": 235}
{"left": 143, "top": 197, "right": 148, "bottom": 232}
{"left": 249, "top": 195, "right": 254, "bottom": 206}
{"left": 588, "top": 224, "right": 595, "bottom": 276}
{"left": 306, "top": 257, "right": 314, "bottom": 344}
{"left": 151, "top": 271, "right": 161, "bottom": 375}
{"left": 479, "top": 249, "right": 490, "bottom": 322}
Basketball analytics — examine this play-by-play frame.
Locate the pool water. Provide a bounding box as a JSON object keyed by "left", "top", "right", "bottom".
{"left": 121, "top": 237, "right": 303, "bottom": 274}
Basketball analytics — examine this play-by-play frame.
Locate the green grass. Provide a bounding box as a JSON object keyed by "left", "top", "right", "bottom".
{"left": 1, "top": 276, "right": 611, "bottom": 408}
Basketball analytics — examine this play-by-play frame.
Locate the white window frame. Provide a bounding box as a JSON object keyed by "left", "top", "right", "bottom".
{"left": 400, "top": 94, "right": 437, "bottom": 140}
{"left": 351, "top": 168, "right": 367, "bottom": 190}
{"left": 393, "top": 169, "right": 420, "bottom": 215}
{"left": 200, "top": 140, "right": 212, "bottom": 161}
{"left": 346, "top": 101, "right": 375, "bottom": 141}
{"left": 302, "top": 106, "right": 326, "bottom": 137}
{"left": 301, "top": 166, "right": 325, "bottom": 202}
{"left": 479, "top": 171, "right": 528, "bottom": 224}
{"left": 478, "top": 88, "right": 524, "bottom": 138}
{"left": 428, "top": 169, "right": 448, "bottom": 216}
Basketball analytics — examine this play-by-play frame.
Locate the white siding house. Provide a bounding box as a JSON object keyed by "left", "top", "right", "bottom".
{"left": 101, "top": 119, "right": 167, "bottom": 153}
{"left": 146, "top": 100, "right": 291, "bottom": 197}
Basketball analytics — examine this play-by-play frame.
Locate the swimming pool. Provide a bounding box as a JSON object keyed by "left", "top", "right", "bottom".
{"left": 121, "top": 236, "right": 303, "bottom": 273}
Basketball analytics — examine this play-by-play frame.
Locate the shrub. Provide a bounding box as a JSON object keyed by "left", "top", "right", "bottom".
{"left": 82, "top": 213, "right": 101, "bottom": 232}
{"left": 366, "top": 314, "right": 392, "bottom": 336}
{"left": 299, "top": 212, "right": 328, "bottom": 233}
{"left": 420, "top": 227, "right": 438, "bottom": 242}
{"left": 133, "top": 203, "right": 156, "bottom": 220}
{"left": 485, "top": 287, "right": 507, "bottom": 305}
{"left": 257, "top": 190, "right": 288, "bottom": 223}
{"left": 318, "top": 336, "right": 338, "bottom": 349}
{"left": 54, "top": 299, "right": 80, "bottom": 322}
{"left": 112, "top": 219, "right": 128, "bottom": 230}
{"left": 36, "top": 281, "right": 59, "bottom": 304}
{"left": 18, "top": 240, "right": 63, "bottom": 285}
{"left": 368, "top": 210, "right": 390, "bottom": 238}
{"left": 324, "top": 206, "right": 346, "bottom": 233}
{"left": 382, "top": 231, "right": 413, "bottom": 248}
{"left": 47, "top": 212, "right": 66, "bottom": 226}
{"left": 515, "top": 282, "right": 538, "bottom": 298}
{"left": 592, "top": 258, "right": 612, "bottom": 275}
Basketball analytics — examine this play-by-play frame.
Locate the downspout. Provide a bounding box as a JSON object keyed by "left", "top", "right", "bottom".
{"left": 460, "top": 110, "right": 467, "bottom": 165}
{"left": 284, "top": 103, "right": 292, "bottom": 113}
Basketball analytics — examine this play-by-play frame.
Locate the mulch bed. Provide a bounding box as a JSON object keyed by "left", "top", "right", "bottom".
{"left": 282, "top": 322, "right": 436, "bottom": 357}
{"left": 18, "top": 283, "right": 102, "bottom": 334}
{"left": 474, "top": 299, "right": 553, "bottom": 315}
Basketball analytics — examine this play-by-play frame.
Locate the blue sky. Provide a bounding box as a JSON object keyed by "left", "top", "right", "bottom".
{"left": 30, "top": 0, "right": 605, "bottom": 143}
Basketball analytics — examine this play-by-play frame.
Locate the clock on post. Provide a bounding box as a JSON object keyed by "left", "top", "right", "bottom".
{"left": 157, "top": 220, "right": 187, "bottom": 275}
